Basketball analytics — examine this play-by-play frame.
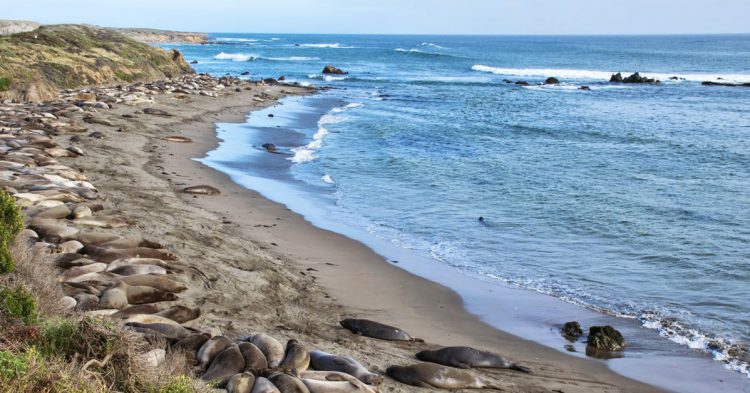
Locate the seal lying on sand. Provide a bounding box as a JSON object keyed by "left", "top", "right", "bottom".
{"left": 309, "top": 350, "right": 382, "bottom": 385}
{"left": 238, "top": 342, "right": 268, "bottom": 372}
{"left": 279, "top": 339, "right": 310, "bottom": 372}
{"left": 246, "top": 333, "right": 285, "bottom": 368}
{"left": 340, "top": 318, "right": 422, "bottom": 342}
{"left": 386, "top": 363, "right": 501, "bottom": 389}
{"left": 202, "top": 344, "right": 245, "bottom": 386}
{"left": 183, "top": 185, "right": 220, "bottom": 195}
{"left": 251, "top": 377, "right": 280, "bottom": 393}
{"left": 197, "top": 336, "right": 234, "bottom": 372}
{"left": 301, "top": 378, "right": 376, "bottom": 393}
{"left": 416, "top": 346, "right": 531, "bottom": 373}
{"left": 268, "top": 372, "right": 310, "bottom": 393}
{"left": 227, "top": 372, "right": 255, "bottom": 393}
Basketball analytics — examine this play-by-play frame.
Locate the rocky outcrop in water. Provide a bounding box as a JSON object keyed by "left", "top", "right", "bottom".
{"left": 587, "top": 325, "right": 625, "bottom": 351}
{"left": 562, "top": 321, "right": 584, "bottom": 340}
{"left": 322, "top": 65, "right": 347, "bottom": 75}
{"left": 544, "top": 77, "right": 560, "bottom": 85}
{"left": 610, "top": 72, "right": 660, "bottom": 84}
{"left": 702, "top": 81, "right": 750, "bottom": 87}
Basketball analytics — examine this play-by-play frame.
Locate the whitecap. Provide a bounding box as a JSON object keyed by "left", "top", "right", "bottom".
{"left": 214, "top": 52, "right": 258, "bottom": 62}
{"left": 213, "top": 37, "right": 259, "bottom": 43}
{"left": 321, "top": 174, "right": 335, "bottom": 184}
{"left": 420, "top": 42, "right": 448, "bottom": 49}
{"left": 298, "top": 43, "right": 354, "bottom": 49}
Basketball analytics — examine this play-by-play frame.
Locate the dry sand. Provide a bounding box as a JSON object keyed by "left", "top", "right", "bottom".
{"left": 61, "top": 81, "right": 663, "bottom": 392}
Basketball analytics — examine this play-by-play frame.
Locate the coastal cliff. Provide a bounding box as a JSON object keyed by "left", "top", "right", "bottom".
{"left": 0, "top": 24, "right": 194, "bottom": 102}
{"left": 113, "top": 28, "right": 209, "bottom": 44}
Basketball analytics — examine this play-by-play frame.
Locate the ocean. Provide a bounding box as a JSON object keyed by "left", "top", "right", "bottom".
{"left": 163, "top": 34, "right": 750, "bottom": 389}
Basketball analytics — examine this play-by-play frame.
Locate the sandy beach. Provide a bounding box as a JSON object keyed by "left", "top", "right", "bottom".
{"left": 48, "top": 79, "right": 668, "bottom": 392}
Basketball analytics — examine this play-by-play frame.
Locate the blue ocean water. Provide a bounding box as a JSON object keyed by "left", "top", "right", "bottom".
{"left": 164, "top": 35, "right": 750, "bottom": 379}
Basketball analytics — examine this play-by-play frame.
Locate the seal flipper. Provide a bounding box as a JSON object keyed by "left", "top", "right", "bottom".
{"left": 510, "top": 363, "right": 531, "bottom": 373}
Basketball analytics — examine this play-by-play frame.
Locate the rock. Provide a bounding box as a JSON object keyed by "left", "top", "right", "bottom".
{"left": 261, "top": 143, "right": 277, "bottom": 153}
{"left": 515, "top": 81, "right": 529, "bottom": 86}
{"left": 190, "top": 60, "right": 198, "bottom": 64}
{"left": 267, "top": 114, "right": 274, "bottom": 118}
{"left": 503, "top": 79, "right": 513, "bottom": 83}
{"left": 89, "top": 131, "right": 105, "bottom": 139}
{"left": 611, "top": 72, "right": 660, "bottom": 84}
{"left": 587, "top": 325, "right": 625, "bottom": 351}
{"left": 702, "top": 81, "right": 750, "bottom": 87}
{"left": 240, "top": 71, "right": 250, "bottom": 76}
{"left": 562, "top": 321, "right": 583, "bottom": 340}
{"left": 322, "top": 65, "right": 347, "bottom": 75}
{"left": 143, "top": 108, "right": 173, "bottom": 117}
{"left": 262, "top": 78, "right": 278, "bottom": 85}
{"left": 609, "top": 73, "right": 623, "bottom": 83}
{"left": 580, "top": 86, "right": 591, "bottom": 91}
{"left": 278, "top": 76, "right": 286, "bottom": 81}
{"left": 544, "top": 77, "right": 560, "bottom": 85}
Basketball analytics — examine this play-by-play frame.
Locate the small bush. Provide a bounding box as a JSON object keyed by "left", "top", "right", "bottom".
{"left": 0, "top": 286, "right": 38, "bottom": 324}
{"left": 0, "top": 238, "right": 13, "bottom": 274}
{"left": 0, "top": 350, "right": 28, "bottom": 379}
{"left": 0, "top": 77, "right": 10, "bottom": 92}
{"left": 158, "top": 375, "right": 200, "bottom": 393}
{"left": 0, "top": 191, "right": 23, "bottom": 239}
{"left": 36, "top": 318, "right": 77, "bottom": 357}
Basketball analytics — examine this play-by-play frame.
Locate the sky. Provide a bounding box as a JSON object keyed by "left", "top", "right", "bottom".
{"left": 3, "top": 0, "right": 749, "bottom": 35}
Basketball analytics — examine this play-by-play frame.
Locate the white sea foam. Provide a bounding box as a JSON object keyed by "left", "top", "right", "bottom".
{"left": 420, "top": 42, "right": 448, "bottom": 49}
{"left": 299, "top": 43, "right": 354, "bottom": 49}
{"left": 321, "top": 174, "right": 335, "bottom": 184}
{"left": 471, "top": 65, "right": 750, "bottom": 83}
{"left": 214, "top": 37, "right": 259, "bottom": 43}
{"left": 266, "top": 56, "right": 320, "bottom": 61}
{"left": 214, "top": 52, "right": 258, "bottom": 61}
{"left": 289, "top": 104, "right": 360, "bottom": 164}
{"left": 307, "top": 74, "right": 348, "bottom": 82}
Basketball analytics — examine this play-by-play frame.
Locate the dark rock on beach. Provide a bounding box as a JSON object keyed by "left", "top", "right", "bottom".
{"left": 143, "top": 108, "right": 173, "bottom": 117}
{"left": 587, "top": 325, "right": 625, "bottom": 351}
{"left": 261, "top": 143, "right": 277, "bottom": 153}
{"left": 322, "top": 65, "right": 347, "bottom": 75}
{"left": 544, "top": 77, "right": 560, "bottom": 85}
{"left": 562, "top": 321, "right": 584, "bottom": 340}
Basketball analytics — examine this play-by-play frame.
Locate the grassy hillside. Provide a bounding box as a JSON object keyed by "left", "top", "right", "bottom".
{"left": 0, "top": 24, "right": 194, "bottom": 102}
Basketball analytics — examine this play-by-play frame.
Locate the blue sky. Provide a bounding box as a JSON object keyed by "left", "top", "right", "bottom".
{"left": 4, "top": 0, "right": 749, "bottom": 35}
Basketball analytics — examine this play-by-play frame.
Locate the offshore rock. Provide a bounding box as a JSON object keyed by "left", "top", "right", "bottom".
{"left": 587, "top": 325, "right": 625, "bottom": 351}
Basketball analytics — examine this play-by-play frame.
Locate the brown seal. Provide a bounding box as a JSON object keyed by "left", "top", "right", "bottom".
{"left": 118, "top": 274, "right": 187, "bottom": 293}
{"left": 247, "top": 333, "right": 285, "bottom": 368}
{"left": 386, "top": 362, "right": 501, "bottom": 389}
{"left": 238, "top": 342, "right": 268, "bottom": 372}
{"left": 202, "top": 344, "right": 245, "bottom": 386}
{"left": 278, "top": 339, "right": 310, "bottom": 372}
{"left": 155, "top": 305, "right": 201, "bottom": 323}
{"left": 124, "top": 284, "right": 178, "bottom": 304}
{"left": 251, "top": 377, "right": 280, "bottom": 393}
{"left": 308, "top": 350, "right": 382, "bottom": 385}
{"left": 197, "top": 336, "right": 234, "bottom": 372}
{"left": 183, "top": 185, "right": 220, "bottom": 195}
{"left": 268, "top": 372, "right": 310, "bottom": 393}
{"left": 416, "top": 346, "right": 530, "bottom": 373}
{"left": 227, "top": 372, "right": 256, "bottom": 393}
{"left": 339, "top": 318, "right": 422, "bottom": 342}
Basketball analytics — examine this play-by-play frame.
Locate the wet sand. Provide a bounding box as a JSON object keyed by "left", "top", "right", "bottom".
{"left": 71, "top": 82, "right": 665, "bottom": 392}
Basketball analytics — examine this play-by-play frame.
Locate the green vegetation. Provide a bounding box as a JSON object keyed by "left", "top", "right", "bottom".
{"left": 0, "top": 286, "right": 37, "bottom": 324}
{"left": 0, "top": 191, "right": 24, "bottom": 274}
{"left": 0, "top": 350, "right": 28, "bottom": 379}
{"left": 0, "top": 24, "right": 194, "bottom": 101}
{"left": 0, "top": 76, "right": 10, "bottom": 91}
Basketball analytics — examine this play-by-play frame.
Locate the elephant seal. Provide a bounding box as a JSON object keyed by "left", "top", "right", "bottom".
{"left": 107, "top": 264, "right": 167, "bottom": 276}
{"left": 122, "top": 314, "right": 184, "bottom": 327}
{"left": 309, "top": 350, "right": 382, "bottom": 385}
{"left": 269, "top": 372, "right": 310, "bottom": 393}
{"left": 125, "top": 322, "right": 192, "bottom": 342}
{"left": 279, "top": 339, "right": 309, "bottom": 372}
{"left": 416, "top": 346, "right": 530, "bottom": 373}
{"left": 119, "top": 274, "right": 187, "bottom": 293}
{"left": 155, "top": 305, "right": 201, "bottom": 323}
{"left": 183, "top": 185, "right": 220, "bottom": 195}
{"left": 82, "top": 245, "right": 177, "bottom": 263}
{"left": 57, "top": 240, "right": 84, "bottom": 254}
{"left": 76, "top": 231, "right": 121, "bottom": 245}
{"left": 197, "top": 336, "right": 234, "bottom": 371}
{"left": 227, "top": 372, "right": 255, "bottom": 393}
{"left": 339, "top": 318, "right": 422, "bottom": 342}
{"left": 163, "top": 136, "right": 193, "bottom": 143}
{"left": 99, "top": 237, "right": 163, "bottom": 249}
{"left": 202, "top": 344, "right": 245, "bottom": 386}
{"left": 124, "top": 284, "right": 178, "bottom": 304}
{"left": 386, "top": 363, "right": 500, "bottom": 390}
{"left": 251, "top": 377, "right": 281, "bottom": 393}
{"left": 111, "top": 304, "right": 162, "bottom": 319}
{"left": 173, "top": 333, "right": 211, "bottom": 363}
{"left": 301, "top": 378, "right": 376, "bottom": 393}
{"left": 238, "top": 342, "right": 268, "bottom": 372}
{"left": 247, "top": 333, "right": 285, "bottom": 368}
{"left": 59, "top": 263, "right": 108, "bottom": 282}
{"left": 74, "top": 293, "right": 100, "bottom": 311}
{"left": 99, "top": 281, "right": 129, "bottom": 309}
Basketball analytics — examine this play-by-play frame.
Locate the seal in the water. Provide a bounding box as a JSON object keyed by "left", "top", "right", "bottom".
{"left": 416, "top": 346, "right": 531, "bottom": 373}
{"left": 238, "top": 342, "right": 268, "bottom": 372}
{"left": 268, "top": 372, "right": 310, "bottom": 393}
{"left": 197, "top": 336, "right": 234, "bottom": 371}
{"left": 339, "top": 318, "right": 422, "bottom": 342}
{"left": 202, "top": 344, "right": 245, "bottom": 386}
{"left": 279, "top": 339, "right": 310, "bottom": 372}
{"left": 386, "top": 363, "right": 500, "bottom": 389}
{"left": 182, "top": 185, "right": 221, "bottom": 195}
{"left": 309, "top": 350, "right": 382, "bottom": 385}
{"left": 251, "top": 377, "right": 281, "bottom": 393}
{"left": 227, "top": 372, "right": 255, "bottom": 393}
{"left": 247, "top": 333, "right": 285, "bottom": 368}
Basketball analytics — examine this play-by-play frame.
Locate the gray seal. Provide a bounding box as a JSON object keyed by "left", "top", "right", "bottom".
{"left": 339, "top": 318, "right": 422, "bottom": 342}
{"left": 386, "top": 362, "right": 501, "bottom": 389}
{"left": 268, "top": 372, "right": 310, "bottom": 393}
{"left": 238, "top": 342, "right": 268, "bottom": 372}
{"left": 416, "top": 346, "right": 530, "bottom": 373}
{"left": 278, "top": 339, "right": 310, "bottom": 372}
{"left": 309, "top": 350, "right": 382, "bottom": 385}
{"left": 202, "top": 344, "right": 245, "bottom": 386}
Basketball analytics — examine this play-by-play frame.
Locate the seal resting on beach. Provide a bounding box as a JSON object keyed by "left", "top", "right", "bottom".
{"left": 182, "top": 185, "right": 220, "bottom": 195}
{"left": 246, "top": 333, "right": 285, "bottom": 368}
{"left": 227, "top": 372, "right": 256, "bottom": 393}
{"left": 202, "top": 344, "right": 245, "bottom": 386}
{"left": 386, "top": 363, "right": 500, "bottom": 390}
{"left": 162, "top": 136, "right": 193, "bottom": 143}
{"left": 125, "top": 322, "right": 193, "bottom": 342}
{"left": 197, "top": 336, "right": 234, "bottom": 372}
{"left": 124, "top": 284, "right": 178, "bottom": 304}
{"left": 238, "top": 342, "right": 268, "bottom": 372}
{"left": 416, "top": 346, "right": 531, "bottom": 373}
{"left": 251, "top": 377, "right": 281, "bottom": 393}
{"left": 119, "top": 274, "right": 187, "bottom": 293}
{"left": 98, "top": 281, "right": 129, "bottom": 309}
{"left": 279, "top": 339, "right": 310, "bottom": 372}
{"left": 301, "top": 378, "right": 376, "bottom": 393}
{"left": 268, "top": 372, "right": 310, "bottom": 393}
{"left": 155, "top": 305, "right": 201, "bottom": 323}
{"left": 309, "top": 350, "right": 382, "bottom": 385}
{"left": 82, "top": 245, "right": 178, "bottom": 263}
{"left": 339, "top": 318, "right": 422, "bottom": 342}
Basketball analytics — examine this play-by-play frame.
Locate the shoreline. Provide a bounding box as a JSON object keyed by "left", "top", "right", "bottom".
{"left": 149, "top": 89, "right": 665, "bottom": 392}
